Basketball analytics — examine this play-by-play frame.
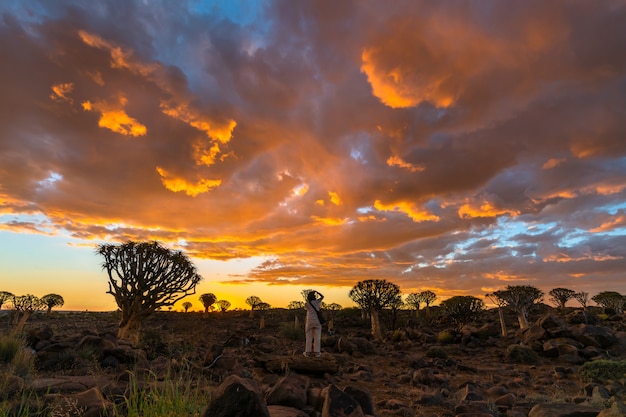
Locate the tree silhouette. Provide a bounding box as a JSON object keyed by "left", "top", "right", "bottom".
{"left": 418, "top": 290, "right": 437, "bottom": 316}
{"left": 182, "top": 301, "right": 193, "bottom": 312}
{"left": 12, "top": 294, "right": 45, "bottom": 331}
{"left": 287, "top": 301, "right": 305, "bottom": 309}
{"left": 592, "top": 291, "right": 625, "bottom": 313}
{"left": 199, "top": 293, "right": 217, "bottom": 313}
{"left": 405, "top": 293, "right": 422, "bottom": 316}
{"left": 440, "top": 296, "right": 484, "bottom": 328}
{"left": 349, "top": 279, "right": 401, "bottom": 340}
{"left": 491, "top": 285, "right": 543, "bottom": 329}
{"left": 40, "top": 293, "right": 64, "bottom": 314}
{"left": 96, "top": 240, "right": 202, "bottom": 345}
{"left": 215, "top": 299, "right": 231, "bottom": 312}
{"left": 549, "top": 288, "right": 576, "bottom": 310}
{"left": 0, "top": 291, "right": 14, "bottom": 310}
{"left": 246, "top": 295, "right": 263, "bottom": 318}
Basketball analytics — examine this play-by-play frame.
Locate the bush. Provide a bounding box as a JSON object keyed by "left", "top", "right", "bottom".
{"left": 0, "top": 333, "right": 21, "bottom": 364}
{"left": 505, "top": 344, "right": 538, "bottom": 364}
{"left": 278, "top": 322, "right": 304, "bottom": 341}
{"left": 437, "top": 330, "right": 455, "bottom": 344}
{"left": 425, "top": 346, "right": 448, "bottom": 359}
{"left": 0, "top": 333, "right": 35, "bottom": 384}
{"left": 580, "top": 359, "right": 626, "bottom": 383}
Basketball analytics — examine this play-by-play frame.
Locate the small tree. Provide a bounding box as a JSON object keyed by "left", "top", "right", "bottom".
{"left": 405, "top": 293, "right": 422, "bottom": 316}
{"left": 492, "top": 285, "right": 543, "bottom": 329}
{"left": 40, "top": 294, "right": 64, "bottom": 315}
{"left": 287, "top": 301, "right": 305, "bottom": 309}
{"left": 199, "top": 293, "right": 217, "bottom": 313}
{"left": 0, "top": 291, "right": 14, "bottom": 310}
{"left": 12, "top": 294, "right": 45, "bottom": 332}
{"left": 440, "top": 296, "right": 484, "bottom": 328}
{"left": 419, "top": 290, "right": 437, "bottom": 316}
{"left": 349, "top": 279, "right": 402, "bottom": 340}
{"left": 96, "top": 240, "right": 202, "bottom": 345}
{"left": 592, "top": 291, "right": 625, "bottom": 313}
{"left": 486, "top": 292, "right": 509, "bottom": 337}
{"left": 215, "top": 299, "right": 231, "bottom": 312}
{"left": 246, "top": 295, "right": 263, "bottom": 318}
{"left": 549, "top": 288, "right": 576, "bottom": 310}
{"left": 182, "top": 301, "right": 193, "bottom": 312}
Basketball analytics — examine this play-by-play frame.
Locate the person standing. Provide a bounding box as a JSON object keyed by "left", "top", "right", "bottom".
{"left": 304, "top": 290, "right": 324, "bottom": 357}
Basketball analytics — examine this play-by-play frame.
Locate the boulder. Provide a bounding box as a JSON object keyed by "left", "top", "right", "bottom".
{"left": 343, "top": 385, "right": 375, "bottom": 416}
{"left": 322, "top": 384, "right": 364, "bottom": 417}
{"left": 202, "top": 375, "right": 270, "bottom": 417}
{"left": 266, "top": 373, "right": 310, "bottom": 409}
{"left": 267, "top": 405, "right": 309, "bottom": 417}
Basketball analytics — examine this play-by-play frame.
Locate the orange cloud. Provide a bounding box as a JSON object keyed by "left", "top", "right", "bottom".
{"left": 155, "top": 167, "right": 221, "bottom": 196}
{"left": 458, "top": 199, "right": 519, "bottom": 219}
{"left": 544, "top": 253, "right": 623, "bottom": 263}
{"left": 374, "top": 200, "right": 439, "bottom": 222}
{"left": 329, "top": 191, "right": 342, "bottom": 206}
{"left": 50, "top": 83, "right": 74, "bottom": 103}
{"left": 589, "top": 214, "right": 626, "bottom": 233}
{"left": 82, "top": 97, "right": 147, "bottom": 137}
{"left": 78, "top": 30, "right": 156, "bottom": 77}
{"left": 160, "top": 102, "right": 236, "bottom": 144}
{"left": 311, "top": 216, "right": 348, "bottom": 226}
{"left": 387, "top": 155, "right": 425, "bottom": 172}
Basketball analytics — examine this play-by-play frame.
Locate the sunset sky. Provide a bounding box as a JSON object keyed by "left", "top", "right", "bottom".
{"left": 1, "top": 0, "right": 626, "bottom": 312}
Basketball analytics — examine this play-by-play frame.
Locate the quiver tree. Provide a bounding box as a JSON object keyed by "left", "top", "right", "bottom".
{"left": 549, "top": 288, "right": 576, "bottom": 311}
{"left": 486, "top": 292, "right": 509, "bottom": 337}
{"left": 405, "top": 293, "right": 422, "bottom": 316}
{"left": 199, "top": 293, "right": 217, "bottom": 313}
{"left": 12, "top": 294, "right": 45, "bottom": 332}
{"left": 182, "top": 301, "right": 192, "bottom": 312}
{"left": 215, "top": 299, "right": 231, "bottom": 312}
{"left": 419, "top": 290, "right": 437, "bottom": 316}
{"left": 440, "top": 296, "right": 484, "bottom": 328}
{"left": 0, "top": 291, "right": 14, "bottom": 310}
{"left": 96, "top": 240, "right": 202, "bottom": 345}
{"left": 40, "top": 293, "right": 64, "bottom": 315}
{"left": 287, "top": 301, "right": 305, "bottom": 309}
{"left": 492, "top": 285, "right": 543, "bottom": 330}
{"left": 592, "top": 291, "right": 625, "bottom": 314}
{"left": 349, "top": 279, "right": 401, "bottom": 340}
{"left": 246, "top": 295, "right": 263, "bottom": 318}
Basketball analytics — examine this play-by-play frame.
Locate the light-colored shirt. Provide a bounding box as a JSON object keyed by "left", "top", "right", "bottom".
{"left": 305, "top": 299, "right": 322, "bottom": 327}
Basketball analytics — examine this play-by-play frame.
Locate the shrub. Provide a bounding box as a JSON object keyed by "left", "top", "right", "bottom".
{"left": 278, "top": 322, "right": 304, "bottom": 341}
{"left": 505, "top": 344, "right": 538, "bottom": 364}
{"left": 0, "top": 333, "right": 35, "bottom": 380}
{"left": 425, "top": 346, "right": 448, "bottom": 359}
{"left": 437, "top": 330, "right": 455, "bottom": 344}
{"left": 580, "top": 359, "right": 626, "bottom": 383}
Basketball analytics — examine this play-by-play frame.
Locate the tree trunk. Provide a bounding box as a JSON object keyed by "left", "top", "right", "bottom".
{"left": 370, "top": 309, "right": 383, "bottom": 340}
{"left": 118, "top": 314, "right": 142, "bottom": 346}
{"left": 498, "top": 307, "right": 508, "bottom": 337}
{"left": 259, "top": 316, "right": 265, "bottom": 329}
{"left": 294, "top": 315, "right": 299, "bottom": 328}
{"left": 517, "top": 310, "right": 529, "bottom": 329}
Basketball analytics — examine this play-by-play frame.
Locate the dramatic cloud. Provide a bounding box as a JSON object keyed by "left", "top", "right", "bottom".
{"left": 1, "top": 0, "right": 626, "bottom": 306}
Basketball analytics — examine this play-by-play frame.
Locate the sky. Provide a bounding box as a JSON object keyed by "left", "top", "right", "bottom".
{"left": 1, "top": 0, "right": 626, "bottom": 312}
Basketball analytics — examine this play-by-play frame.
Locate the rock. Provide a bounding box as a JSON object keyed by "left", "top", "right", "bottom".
{"left": 267, "top": 405, "right": 310, "bottom": 417}
{"left": 343, "top": 385, "right": 375, "bottom": 416}
{"left": 528, "top": 403, "right": 600, "bottom": 417}
{"left": 572, "top": 325, "right": 618, "bottom": 349}
{"left": 266, "top": 373, "right": 310, "bottom": 409}
{"left": 262, "top": 353, "right": 339, "bottom": 374}
{"left": 202, "top": 375, "right": 270, "bottom": 417}
{"left": 322, "top": 384, "right": 364, "bottom": 417}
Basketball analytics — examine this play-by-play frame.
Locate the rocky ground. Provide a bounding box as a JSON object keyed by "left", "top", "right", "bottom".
{"left": 1, "top": 305, "right": 625, "bottom": 417}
